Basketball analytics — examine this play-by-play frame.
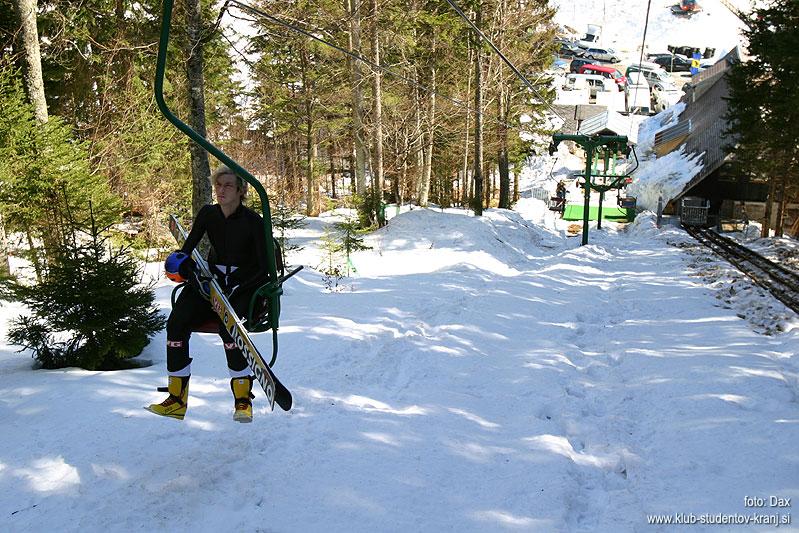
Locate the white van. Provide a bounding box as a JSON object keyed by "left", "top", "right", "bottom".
{"left": 626, "top": 62, "right": 675, "bottom": 91}
{"left": 565, "top": 73, "right": 616, "bottom": 97}
{"left": 577, "top": 23, "right": 602, "bottom": 49}
{"left": 626, "top": 71, "right": 649, "bottom": 88}
{"left": 626, "top": 72, "right": 652, "bottom": 115}
{"left": 627, "top": 86, "right": 652, "bottom": 115}
{"left": 652, "top": 85, "right": 683, "bottom": 112}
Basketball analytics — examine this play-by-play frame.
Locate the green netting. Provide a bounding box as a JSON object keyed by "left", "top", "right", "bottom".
{"left": 562, "top": 205, "right": 635, "bottom": 221}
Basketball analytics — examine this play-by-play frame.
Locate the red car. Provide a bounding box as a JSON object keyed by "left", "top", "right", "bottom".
{"left": 578, "top": 64, "right": 627, "bottom": 87}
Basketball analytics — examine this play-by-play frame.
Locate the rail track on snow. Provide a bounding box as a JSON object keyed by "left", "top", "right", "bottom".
{"left": 685, "top": 226, "right": 799, "bottom": 314}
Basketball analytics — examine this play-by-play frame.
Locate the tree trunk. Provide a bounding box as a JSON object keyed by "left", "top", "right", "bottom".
{"left": 14, "top": 0, "right": 48, "bottom": 123}
{"left": 461, "top": 42, "right": 472, "bottom": 209}
{"left": 419, "top": 40, "right": 437, "bottom": 207}
{"left": 414, "top": 79, "right": 425, "bottom": 204}
{"left": 0, "top": 213, "right": 10, "bottom": 277}
{"left": 512, "top": 167, "right": 519, "bottom": 204}
{"left": 496, "top": 0, "right": 511, "bottom": 210}
{"left": 302, "top": 50, "right": 320, "bottom": 217}
{"left": 484, "top": 161, "right": 491, "bottom": 208}
{"left": 498, "top": 86, "right": 510, "bottom": 209}
{"left": 772, "top": 174, "right": 786, "bottom": 237}
{"left": 790, "top": 210, "right": 799, "bottom": 238}
{"left": 349, "top": 146, "right": 357, "bottom": 193}
{"left": 396, "top": 127, "right": 408, "bottom": 206}
{"left": 329, "top": 147, "right": 337, "bottom": 199}
{"left": 306, "top": 126, "right": 319, "bottom": 216}
{"left": 347, "top": 0, "right": 368, "bottom": 195}
{"left": 370, "top": 0, "right": 385, "bottom": 226}
{"left": 419, "top": 91, "right": 435, "bottom": 206}
{"left": 472, "top": 3, "right": 484, "bottom": 216}
{"left": 762, "top": 174, "right": 775, "bottom": 238}
{"left": 184, "top": 0, "right": 211, "bottom": 217}
{"left": 11, "top": 0, "right": 46, "bottom": 275}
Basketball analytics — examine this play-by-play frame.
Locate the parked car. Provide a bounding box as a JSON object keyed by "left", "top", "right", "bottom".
{"left": 626, "top": 71, "right": 649, "bottom": 87}
{"left": 652, "top": 84, "right": 683, "bottom": 112}
{"left": 646, "top": 53, "right": 674, "bottom": 61}
{"left": 626, "top": 60, "right": 666, "bottom": 76}
{"left": 550, "top": 58, "right": 569, "bottom": 72}
{"left": 626, "top": 63, "right": 676, "bottom": 91}
{"left": 578, "top": 64, "right": 626, "bottom": 87}
{"left": 569, "top": 58, "right": 593, "bottom": 73}
{"left": 558, "top": 42, "right": 584, "bottom": 58}
{"left": 652, "top": 54, "right": 693, "bottom": 72}
{"left": 626, "top": 74, "right": 651, "bottom": 115}
{"left": 581, "top": 47, "right": 620, "bottom": 63}
{"left": 565, "top": 74, "right": 617, "bottom": 97}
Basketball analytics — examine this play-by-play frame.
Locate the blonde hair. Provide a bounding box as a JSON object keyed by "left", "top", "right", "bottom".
{"left": 211, "top": 164, "right": 248, "bottom": 199}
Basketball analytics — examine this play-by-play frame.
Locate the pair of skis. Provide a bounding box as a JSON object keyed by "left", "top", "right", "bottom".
{"left": 158, "top": 215, "right": 292, "bottom": 412}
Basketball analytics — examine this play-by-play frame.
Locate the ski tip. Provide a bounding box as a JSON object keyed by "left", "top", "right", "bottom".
{"left": 276, "top": 393, "right": 292, "bottom": 412}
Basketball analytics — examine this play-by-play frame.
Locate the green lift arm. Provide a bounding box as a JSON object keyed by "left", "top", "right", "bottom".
{"left": 155, "top": 0, "right": 285, "bottom": 341}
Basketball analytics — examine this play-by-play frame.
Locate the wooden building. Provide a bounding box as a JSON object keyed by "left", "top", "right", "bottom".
{"left": 654, "top": 48, "right": 780, "bottom": 225}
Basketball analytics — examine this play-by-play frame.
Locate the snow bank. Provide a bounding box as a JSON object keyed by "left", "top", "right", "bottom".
{"left": 627, "top": 147, "right": 704, "bottom": 211}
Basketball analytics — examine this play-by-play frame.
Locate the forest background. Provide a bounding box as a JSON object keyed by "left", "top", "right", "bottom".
{"left": 0, "top": 0, "right": 559, "bottom": 279}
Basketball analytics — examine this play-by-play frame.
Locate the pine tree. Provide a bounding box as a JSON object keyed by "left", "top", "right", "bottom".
{"left": 725, "top": 0, "right": 799, "bottom": 237}
{"left": 334, "top": 215, "right": 372, "bottom": 276}
{"left": 0, "top": 63, "right": 121, "bottom": 275}
{"left": 5, "top": 204, "right": 165, "bottom": 370}
{"left": 271, "top": 201, "right": 308, "bottom": 265}
{"left": 319, "top": 225, "right": 344, "bottom": 290}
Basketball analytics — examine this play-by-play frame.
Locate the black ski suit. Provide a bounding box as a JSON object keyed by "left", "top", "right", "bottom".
{"left": 166, "top": 203, "right": 269, "bottom": 375}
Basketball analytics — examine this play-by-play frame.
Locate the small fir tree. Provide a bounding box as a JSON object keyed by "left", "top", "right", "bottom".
{"left": 319, "top": 225, "right": 344, "bottom": 291}
{"left": 271, "top": 201, "right": 308, "bottom": 265}
{"left": 5, "top": 205, "right": 165, "bottom": 370}
{"left": 333, "top": 216, "right": 372, "bottom": 276}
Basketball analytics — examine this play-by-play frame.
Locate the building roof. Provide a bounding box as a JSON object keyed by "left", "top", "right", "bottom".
{"left": 552, "top": 104, "right": 608, "bottom": 134}
{"left": 669, "top": 47, "right": 741, "bottom": 200}
{"left": 577, "top": 109, "right": 635, "bottom": 142}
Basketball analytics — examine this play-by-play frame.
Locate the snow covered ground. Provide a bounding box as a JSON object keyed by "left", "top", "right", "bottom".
{"left": 3, "top": 1, "right": 796, "bottom": 531}
{"left": 2, "top": 170, "right": 799, "bottom": 531}
{"left": 552, "top": 0, "right": 749, "bottom": 62}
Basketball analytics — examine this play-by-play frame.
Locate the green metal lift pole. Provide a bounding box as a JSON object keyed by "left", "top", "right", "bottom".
{"left": 582, "top": 146, "right": 593, "bottom": 245}
{"left": 551, "top": 134, "right": 630, "bottom": 246}
{"left": 597, "top": 191, "right": 604, "bottom": 231}
{"left": 597, "top": 151, "right": 609, "bottom": 230}
{"left": 155, "top": 0, "right": 281, "bottom": 331}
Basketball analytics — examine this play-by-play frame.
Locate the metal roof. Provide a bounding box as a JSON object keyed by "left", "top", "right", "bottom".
{"left": 654, "top": 119, "right": 691, "bottom": 147}
{"left": 672, "top": 47, "right": 741, "bottom": 200}
{"left": 577, "top": 110, "right": 635, "bottom": 141}
{"left": 552, "top": 104, "right": 609, "bottom": 134}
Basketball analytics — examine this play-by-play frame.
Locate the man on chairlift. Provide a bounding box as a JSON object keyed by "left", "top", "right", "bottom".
{"left": 147, "top": 165, "right": 269, "bottom": 423}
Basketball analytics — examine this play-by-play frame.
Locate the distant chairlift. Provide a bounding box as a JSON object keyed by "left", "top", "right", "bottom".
{"left": 548, "top": 133, "right": 639, "bottom": 245}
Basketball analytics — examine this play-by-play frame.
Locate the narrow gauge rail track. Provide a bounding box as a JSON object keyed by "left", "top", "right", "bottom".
{"left": 685, "top": 226, "right": 799, "bottom": 314}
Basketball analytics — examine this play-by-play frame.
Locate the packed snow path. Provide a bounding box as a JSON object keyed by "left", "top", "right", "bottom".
{"left": 1, "top": 209, "right": 797, "bottom": 532}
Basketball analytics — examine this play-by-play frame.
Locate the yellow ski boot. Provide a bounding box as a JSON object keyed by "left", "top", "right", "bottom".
{"left": 231, "top": 376, "right": 254, "bottom": 423}
{"left": 145, "top": 375, "right": 190, "bottom": 420}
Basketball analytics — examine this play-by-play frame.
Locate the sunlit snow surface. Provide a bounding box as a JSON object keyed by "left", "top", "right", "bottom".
{"left": 3, "top": 2, "right": 797, "bottom": 532}
{"left": 2, "top": 196, "right": 798, "bottom": 531}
